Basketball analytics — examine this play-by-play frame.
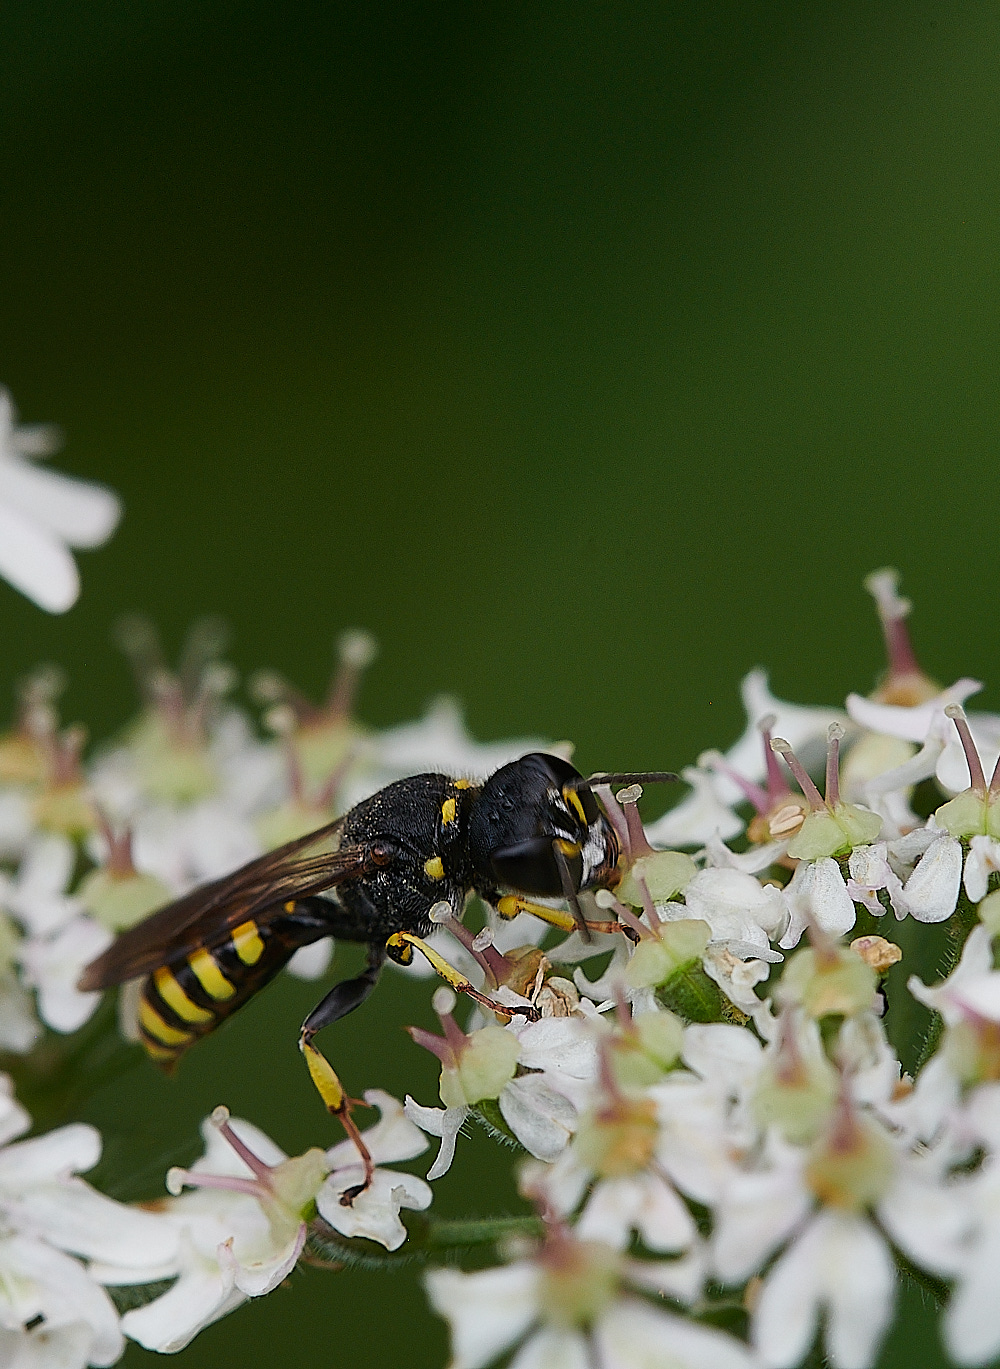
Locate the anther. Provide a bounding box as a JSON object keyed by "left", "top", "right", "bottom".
{"left": 472, "top": 926, "right": 495, "bottom": 952}
{"left": 615, "top": 784, "right": 654, "bottom": 859}
{"left": 945, "top": 704, "right": 988, "bottom": 797}
{"left": 428, "top": 901, "right": 453, "bottom": 924}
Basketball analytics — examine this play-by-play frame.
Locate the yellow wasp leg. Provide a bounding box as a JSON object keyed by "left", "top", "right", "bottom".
{"left": 495, "top": 894, "right": 621, "bottom": 937}
{"left": 385, "top": 931, "right": 540, "bottom": 1024}
{"left": 299, "top": 1036, "right": 374, "bottom": 1200}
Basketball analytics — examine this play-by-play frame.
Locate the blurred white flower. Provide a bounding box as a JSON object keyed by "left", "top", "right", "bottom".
{"left": 0, "top": 388, "right": 120, "bottom": 613}
{"left": 426, "top": 1232, "right": 741, "bottom": 1369}
{"left": 0, "top": 1072, "right": 175, "bottom": 1369}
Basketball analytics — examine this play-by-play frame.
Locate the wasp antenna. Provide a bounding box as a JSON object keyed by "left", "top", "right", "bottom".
{"left": 580, "top": 770, "right": 679, "bottom": 788}
{"left": 551, "top": 840, "right": 591, "bottom": 944}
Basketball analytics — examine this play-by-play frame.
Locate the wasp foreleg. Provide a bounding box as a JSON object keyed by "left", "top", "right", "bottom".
{"left": 493, "top": 894, "right": 622, "bottom": 937}
{"left": 384, "top": 930, "right": 540, "bottom": 1025}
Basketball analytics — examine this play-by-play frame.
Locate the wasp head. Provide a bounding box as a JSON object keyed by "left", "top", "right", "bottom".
{"left": 467, "top": 752, "right": 620, "bottom": 898}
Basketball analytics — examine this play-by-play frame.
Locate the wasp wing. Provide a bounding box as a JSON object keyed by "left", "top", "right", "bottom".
{"left": 79, "top": 817, "right": 372, "bottom": 990}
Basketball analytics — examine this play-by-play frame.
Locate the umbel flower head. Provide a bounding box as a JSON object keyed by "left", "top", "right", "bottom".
{"left": 6, "top": 563, "right": 1000, "bottom": 1369}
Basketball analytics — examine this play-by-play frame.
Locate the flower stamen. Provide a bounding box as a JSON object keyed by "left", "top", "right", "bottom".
{"left": 945, "top": 704, "right": 988, "bottom": 798}
{"left": 770, "top": 737, "right": 825, "bottom": 810}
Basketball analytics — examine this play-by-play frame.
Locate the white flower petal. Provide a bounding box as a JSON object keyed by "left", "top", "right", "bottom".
{"left": 225, "top": 1222, "right": 304, "bottom": 1296}
{"left": 945, "top": 1226, "right": 1000, "bottom": 1366}
{"left": 780, "top": 857, "right": 855, "bottom": 948}
{"left": 122, "top": 1262, "right": 244, "bottom": 1354}
{"left": 19, "top": 916, "right": 112, "bottom": 1033}
{"left": 0, "top": 1075, "right": 31, "bottom": 1146}
{"left": 753, "top": 1212, "right": 894, "bottom": 1369}
{"left": 682, "top": 1022, "right": 764, "bottom": 1093}
{"left": 285, "top": 939, "right": 334, "bottom": 979}
{"left": 0, "top": 1123, "right": 101, "bottom": 1187}
{"left": 597, "top": 1298, "right": 759, "bottom": 1369}
{"left": 403, "top": 1099, "right": 468, "bottom": 1180}
{"left": 728, "top": 671, "right": 846, "bottom": 789}
{"left": 317, "top": 1167, "right": 431, "bottom": 1250}
{"left": 878, "top": 1170, "right": 970, "bottom": 1278}
{"left": 0, "top": 457, "right": 120, "bottom": 548}
{"left": 512, "top": 1016, "right": 598, "bottom": 1080}
{"left": 8, "top": 1179, "right": 180, "bottom": 1266}
{"left": 193, "top": 1114, "right": 286, "bottom": 1177}
{"left": 326, "top": 1090, "right": 427, "bottom": 1169}
{"left": 965, "top": 836, "right": 1000, "bottom": 905}
{"left": 644, "top": 767, "right": 745, "bottom": 848}
{"left": 0, "top": 1233, "right": 123, "bottom": 1366}
{"left": 0, "top": 503, "right": 79, "bottom": 612}
{"left": 684, "top": 868, "right": 787, "bottom": 949}
{"left": 509, "top": 1326, "right": 590, "bottom": 1369}
{"left": 712, "top": 1164, "right": 812, "bottom": 1285}
{"left": 0, "top": 1320, "right": 94, "bottom": 1369}
{"left": 901, "top": 834, "right": 962, "bottom": 923}
{"left": 846, "top": 682, "right": 982, "bottom": 744}
{"left": 499, "top": 1075, "right": 577, "bottom": 1161}
{"left": 625, "top": 1245, "right": 707, "bottom": 1305}
{"left": 578, "top": 1173, "right": 695, "bottom": 1253}
{"left": 425, "top": 1262, "right": 541, "bottom": 1369}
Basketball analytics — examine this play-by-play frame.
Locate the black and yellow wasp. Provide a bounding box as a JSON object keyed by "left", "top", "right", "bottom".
{"left": 80, "top": 752, "right": 672, "bottom": 1192}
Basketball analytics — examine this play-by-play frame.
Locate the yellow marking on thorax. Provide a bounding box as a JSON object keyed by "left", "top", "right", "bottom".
{"left": 563, "top": 786, "right": 587, "bottom": 825}
{"left": 454, "top": 779, "right": 471, "bottom": 789}
{"left": 139, "top": 998, "right": 196, "bottom": 1048}
{"left": 153, "top": 966, "right": 214, "bottom": 1024}
{"left": 187, "top": 946, "right": 236, "bottom": 1001}
{"left": 424, "top": 855, "right": 445, "bottom": 881}
{"left": 440, "top": 797, "right": 457, "bottom": 826}
{"left": 232, "top": 920, "right": 265, "bottom": 965}
{"left": 555, "top": 838, "right": 581, "bottom": 858}
{"left": 284, "top": 900, "right": 296, "bottom": 913}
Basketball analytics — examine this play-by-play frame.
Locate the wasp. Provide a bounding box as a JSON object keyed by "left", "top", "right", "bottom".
{"left": 80, "top": 752, "right": 673, "bottom": 1193}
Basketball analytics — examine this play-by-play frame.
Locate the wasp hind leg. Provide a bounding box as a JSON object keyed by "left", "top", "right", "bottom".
{"left": 299, "top": 952, "right": 383, "bottom": 1204}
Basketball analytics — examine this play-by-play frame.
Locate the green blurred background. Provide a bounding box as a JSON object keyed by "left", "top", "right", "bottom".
{"left": 1, "top": 2, "right": 998, "bottom": 1364}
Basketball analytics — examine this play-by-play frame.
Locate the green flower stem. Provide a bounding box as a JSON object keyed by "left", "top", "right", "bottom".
{"left": 304, "top": 1211, "right": 545, "bottom": 1272}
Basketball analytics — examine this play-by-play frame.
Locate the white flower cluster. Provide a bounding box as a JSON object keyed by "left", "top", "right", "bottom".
{"left": 0, "top": 1070, "right": 175, "bottom": 1367}
{"left": 5, "top": 568, "right": 1000, "bottom": 1369}
{"left": 398, "top": 570, "right": 1000, "bottom": 1369}
{"left": 0, "top": 622, "right": 550, "bottom": 1051}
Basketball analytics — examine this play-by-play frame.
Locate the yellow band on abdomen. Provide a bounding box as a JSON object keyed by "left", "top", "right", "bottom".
{"left": 153, "top": 967, "right": 214, "bottom": 1024}
{"left": 231, "top": 920, "right": 265, "bottom": 965}
{"left": 187, "top": 947, "right": 236, "bottom": 1001}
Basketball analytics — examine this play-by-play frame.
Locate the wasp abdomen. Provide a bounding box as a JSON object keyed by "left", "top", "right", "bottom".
{"left": 137, "top": 911, "right": 320, "bottom": 1067}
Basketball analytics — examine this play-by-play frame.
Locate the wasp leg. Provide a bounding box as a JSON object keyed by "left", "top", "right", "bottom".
{"left": 493, "top": 894, "right": 622, "bottom": 937}
{"left": 385, "top": 931, "right": 541, "bottom": 1025}
{"left": 299, "top": 954, "right": 383, "bottom": 1203}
